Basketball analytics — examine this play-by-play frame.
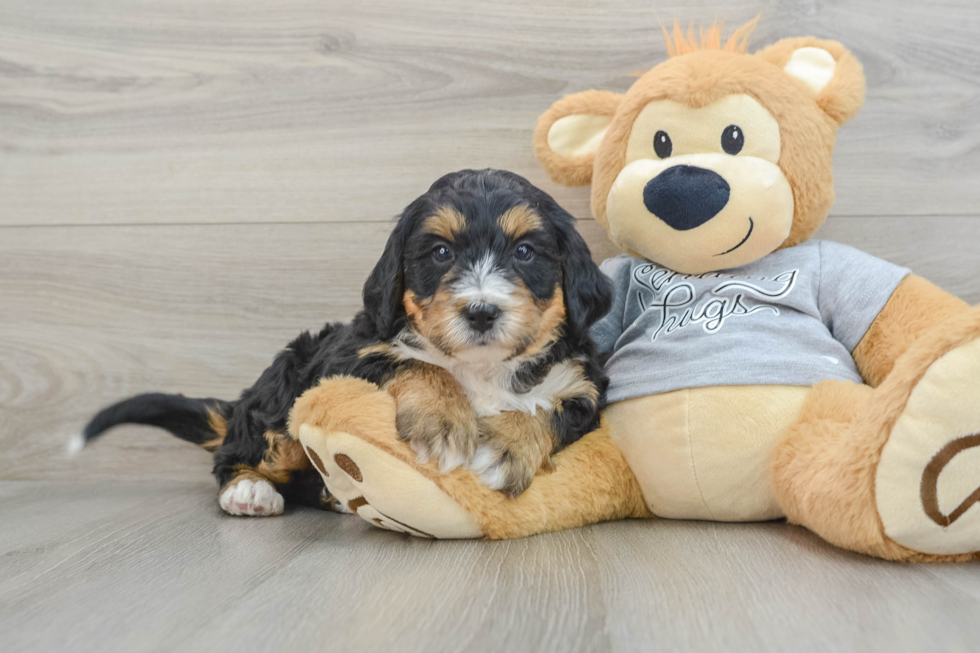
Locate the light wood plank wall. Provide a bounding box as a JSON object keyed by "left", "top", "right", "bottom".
{"left": 2, "top": 0, "right": 978, "bottom": 481}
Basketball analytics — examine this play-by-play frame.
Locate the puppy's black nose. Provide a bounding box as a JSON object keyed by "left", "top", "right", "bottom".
{"left": 462, "top": 304, "right": 501, "bottom": 333}
{"left": 643, "top": 165, "right": 730, "bottom": 231}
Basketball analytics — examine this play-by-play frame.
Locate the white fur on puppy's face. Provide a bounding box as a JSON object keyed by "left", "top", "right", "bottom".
{"left": 441, "top": 252, "right": 520, "bottom": 362}
{"left": 452, "top": 253, "right": 516, "bottom": 309}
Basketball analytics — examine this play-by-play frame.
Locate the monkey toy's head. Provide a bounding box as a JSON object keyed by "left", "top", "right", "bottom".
{"left": 534, "top": 19, "right": 866, "bottom": 274}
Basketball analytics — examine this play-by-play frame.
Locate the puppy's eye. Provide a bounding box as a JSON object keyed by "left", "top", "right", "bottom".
{"left": 721, "top": 125, "right": 744, "bottom": 155}
{"left": 653, "top": 130, "right": 672, "bottom": 159}
{"left": 431, "top": 244, "right": 453, "bottom": 263}
{"left": 515, "top": 244, "right": 535, "bottom": 262}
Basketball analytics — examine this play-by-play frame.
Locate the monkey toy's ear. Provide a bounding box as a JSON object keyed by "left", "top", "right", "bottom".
{"left": 533, "top": 90, "right": 623, "bottom": 187}
{"left": 756, "top": 37, "right": 867, "bottom": 126}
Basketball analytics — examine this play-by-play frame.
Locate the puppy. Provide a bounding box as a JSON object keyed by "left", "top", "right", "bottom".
{"left": 78, "top": 169, "right": 612, "bottom": 516}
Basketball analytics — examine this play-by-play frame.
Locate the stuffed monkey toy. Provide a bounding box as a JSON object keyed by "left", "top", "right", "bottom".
{"left": 293, "top": 21, "right": 980, "bottom": 561}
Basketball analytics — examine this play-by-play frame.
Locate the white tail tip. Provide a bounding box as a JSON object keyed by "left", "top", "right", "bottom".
{"left": 66, "top": 433, "right": 85, "bottom": 458}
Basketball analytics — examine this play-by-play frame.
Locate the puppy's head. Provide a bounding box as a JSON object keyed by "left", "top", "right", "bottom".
{"left": 364, "top": 169, "right": 611, "bottom": 361}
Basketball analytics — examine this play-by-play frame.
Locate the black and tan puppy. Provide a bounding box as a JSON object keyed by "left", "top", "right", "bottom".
{"left": 77, "top": 169, "right": 612, "bottom": 516}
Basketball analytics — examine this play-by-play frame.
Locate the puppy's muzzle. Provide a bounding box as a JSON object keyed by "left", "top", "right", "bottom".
{"left": 462, "top": 303, "right": 501, "bottom": 334}
{"left": 643, "top": 165, "right": 731, "bottom": 231}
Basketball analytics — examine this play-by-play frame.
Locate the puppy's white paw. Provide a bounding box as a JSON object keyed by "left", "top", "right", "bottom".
{"left": 219, "top": 479, "right": 284, "bottom": 517}
{"left": 470, "top": 443, "right": 537, "bottom": 498}
{"left": 471, "top": 444, "right": 509, "bottom": 491}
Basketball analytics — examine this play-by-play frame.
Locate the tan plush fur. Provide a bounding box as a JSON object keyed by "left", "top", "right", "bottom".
{"left": 774, "top": 306, "right": 980, "bottom": 562}
{"left": 533, "top": 90, "right": 623, "bottom": 186}
{"left": 853, "top": 275, "right": 969, "bottom": 386}
{"left": 288, "top": 376, "right": 401, "bottom": 445}
{"left": 755, "top": 37, "right": 866, "bottom": 126}
{"left": 535, "top": 25, "right": 865, "bottom": 250}
{"left": 589, "top": 44, "right": 854, "bottom": 249}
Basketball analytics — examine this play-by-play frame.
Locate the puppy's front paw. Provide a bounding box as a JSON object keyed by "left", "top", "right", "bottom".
{"left": 219, "top": 478, "right": 284, "bottom": 516}
{"left": 470, "top": 443, "right": 537, "bottom": 498}
{"left": 396, "top": 402, "right": 479, "bottom": 473}
{"left": 472, "top": 411, "right": 556, "bottom": 497}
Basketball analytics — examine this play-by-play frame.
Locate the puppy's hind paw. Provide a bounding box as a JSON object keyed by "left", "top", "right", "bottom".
{"left": 219, "top": 478, "right": 284, "bottom": 517}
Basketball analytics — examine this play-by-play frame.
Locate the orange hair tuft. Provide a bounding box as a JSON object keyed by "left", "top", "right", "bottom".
{"left": 661, "top": 16, "right": 760, "bottom": 57}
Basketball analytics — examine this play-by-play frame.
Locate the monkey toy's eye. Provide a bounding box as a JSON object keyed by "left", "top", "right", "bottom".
{"left": 515, "top": 244, "right": 535, "bottom": 262}
{"left": 653, "top": 130, "right": 672, "bottom": 159}
{"left": 431, "top": 244, "right": 453, "bottom": 263}
{"left": 721, "top": 124, "right": 744, "bottom": 155}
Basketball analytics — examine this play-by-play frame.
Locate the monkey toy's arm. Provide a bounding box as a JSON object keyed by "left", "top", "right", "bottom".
{"left": 852, "top": 275, "right": 970, "bottom": 386}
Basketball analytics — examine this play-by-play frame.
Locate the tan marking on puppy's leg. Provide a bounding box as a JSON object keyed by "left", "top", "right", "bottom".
{"left": 422, "top": 206, "right": 466, "bottom": 241}
{"left": 256, "top": 432, "right": 311, "bottom": 484}
{"left": 384, "top": 362, "right": 479, "bottom": 472}
{"left": 497, "top": 205, "right": 542, "bottom": 239}
{"left": 471, "top": 410, "right": 557, "bottom": 497}
{"left": 219, "top": 431, "right": 312, "bottom": 516}
{"left": 201, "top": 407, "right": 228, "bottom": 452}
{"left": 225, "top": 431, "right": 312, "bottom": 489}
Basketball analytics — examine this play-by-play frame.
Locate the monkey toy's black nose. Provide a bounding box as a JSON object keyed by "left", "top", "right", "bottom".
{"left": 462, "top": 304, "right": 501, "bottom": 333}
{"left": 643, "top": 165, "right": 731, "bottom": 231}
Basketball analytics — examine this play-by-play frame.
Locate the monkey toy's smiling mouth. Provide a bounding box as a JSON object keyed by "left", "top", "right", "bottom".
{"left": 715, "top": 217, "right": 754, "bottom": 257}
{"left": 604, "top": 151, "right": 796, "bottom": 275}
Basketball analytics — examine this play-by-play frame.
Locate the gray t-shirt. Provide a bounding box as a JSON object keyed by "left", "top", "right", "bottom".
{"left": 591, "top": 240, "right": 910, "bottom": 403}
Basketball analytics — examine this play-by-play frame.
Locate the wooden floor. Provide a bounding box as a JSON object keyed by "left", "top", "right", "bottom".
{"left": 1, "top": 481, "right": 978, "bottom": 653}
{"left": 2, "top": 0, "right": 979, "bottom": 651}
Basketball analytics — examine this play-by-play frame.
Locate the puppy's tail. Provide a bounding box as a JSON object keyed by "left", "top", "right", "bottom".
{"left": 72, "top": 393, "right": 234, "bottom": 456}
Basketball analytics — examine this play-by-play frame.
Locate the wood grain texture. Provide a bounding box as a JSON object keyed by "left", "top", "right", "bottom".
{"left": 1, "top": 0, "right": 980, "bottom": 226}
{"left": 0, "top": 481, "right": 978, "bottom": 653}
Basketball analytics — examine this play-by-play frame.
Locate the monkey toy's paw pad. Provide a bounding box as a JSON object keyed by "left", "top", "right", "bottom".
{"left": 876, "top": 337, "right": 980, "bottom": 555}
{"left": 219, "top": 479, "right": 285, "bottom": 517}
{"left": 297, "top": 424, "right": 483, "bottom": 539}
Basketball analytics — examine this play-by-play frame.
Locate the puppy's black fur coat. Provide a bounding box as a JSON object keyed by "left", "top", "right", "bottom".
{"left": 82, "top": 169, "right": 612, "bottom": 508}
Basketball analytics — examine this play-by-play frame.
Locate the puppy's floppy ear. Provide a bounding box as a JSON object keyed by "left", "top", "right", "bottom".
{"left": 363, "top": 221, "right": 407, "bottom": 339}
{"left": 756, "top": 37, "right": 866, "bottom": 126}
{"left": 534, "top": 90, "right": 622, "bottom": 187}
{"left": 554, "top": 212, "right": 613, "bottom": 343}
